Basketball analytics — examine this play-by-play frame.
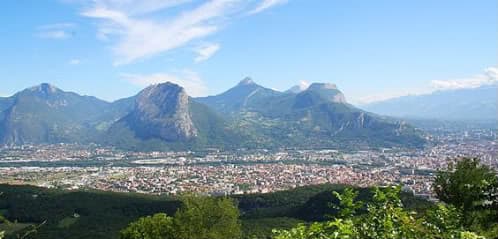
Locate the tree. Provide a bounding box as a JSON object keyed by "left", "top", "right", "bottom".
{"left": 354, "top": 186, "right": 425, "bottom": 239}
{"left": 120, "top": 213, "right": 175, "bottom": 239}
{"left": 0, "top": 192, "right": 5, "bottom": 239}
{"left": 331, "top": 188, "right": 362, "bottom": 219}
{"left": 434, "top": 158, "right": 497, "bottom": 211}
{"left": 425, "top": 204, "right": 464, "bottom": 239}
{"left": 120, "top": 195, "right": 241, "bottom": 239}
{"left": 272, "top": 186, "right": 485, "bottom": 239}
{"left": 273, "top": 219, "right": 356, "bottom": 239}
{"left": 174, "top": 195, "right": 241, "bottom": 239}
{"left": 434, "top": 158, "right": 498, "bottom": 228}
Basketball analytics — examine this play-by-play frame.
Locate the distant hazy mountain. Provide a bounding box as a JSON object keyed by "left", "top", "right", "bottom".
{"left": 363, "top": 86, "right": 497, "bottom": 121}
{"left": 0, "top": 97, "right": 14, "bottom": 112}
{"left": 0, "top": 81, "right": 425, "bottom": 150}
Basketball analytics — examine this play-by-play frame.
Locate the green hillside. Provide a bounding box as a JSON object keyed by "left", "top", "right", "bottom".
{"left": 0, "top": 184, "right": 430, "bottom": 239}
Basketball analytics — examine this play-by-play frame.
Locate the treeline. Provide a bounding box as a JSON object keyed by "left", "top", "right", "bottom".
{"left": 0, "top": 158, "right": 496, "bottom": 238}
{"left": 0, "top": 184, "right": 429, "bottom": 239}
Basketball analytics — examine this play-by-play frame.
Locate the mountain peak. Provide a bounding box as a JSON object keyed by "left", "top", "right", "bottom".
{"left": 29, "top": 83, "right": 60, "bottom": 94}
{"left": 148, "top": 81, "right": 183, "bottom": 91}
{"left": 305, "top": 83, "right": 347, "bottom": 103}
{"left": 25, "top": 83, "right": 61, "bottom": 97}
{"left": 308, "top": 83, "right": 338, "bottom": 91}
{"left": 129, "top": 81, "right": 197, "bottom": 141}
{"left": 286, "top": 81, "right": 310, "bottom": 93}
{"left": 140, "top": 82, "right": 187, "bottom": 99}
{"left": 238, "top": 77, "right": 256, "bottom": 86}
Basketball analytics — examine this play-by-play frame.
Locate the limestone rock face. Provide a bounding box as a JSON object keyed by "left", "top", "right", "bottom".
{"left": 122, "top": 82, "right": 197, "bottom": 141}
{"left": 306, "top": 83, "right": 347, "bottom": 104}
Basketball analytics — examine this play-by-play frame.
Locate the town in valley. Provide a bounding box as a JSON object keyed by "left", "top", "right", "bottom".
{"left": 1, "top": 123, "right": 495, "bottom": 200}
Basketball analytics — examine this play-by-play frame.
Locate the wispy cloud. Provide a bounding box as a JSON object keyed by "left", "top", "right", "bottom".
{"left": 194, "top": 43, "right": 220, "bottom": 62}
{"left": 36, "top": 23, "right": 76, "bottom": 39}
{"left": 248, "top": 0, "right": 288, "bottom": 15}
{"left": 68, "top": 59, "right": 81, "bottom": 65}
{"left": 38, "top": 23, "right": 75, "bottom": 29}
{"left": 80, "top": 0, "right": 289, "bottom": 65}
{"left": 431, "top": 66, "right": 497, "bottom": 90}
{"left": 89, "top": 0, "right": 192, "bottom": 16}
{"left": 82, "top": 0, "right": 241, "bottom": 65}
{"left": 122, "top": 70, "right": 208, "bottom": 96}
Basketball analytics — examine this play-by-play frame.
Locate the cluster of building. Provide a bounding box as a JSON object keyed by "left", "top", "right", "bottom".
{"left": 0, "top": 144, "right": 124, "bottom": 162}
{"left": 0, "top": 127, "right": 496, "bottom": 199}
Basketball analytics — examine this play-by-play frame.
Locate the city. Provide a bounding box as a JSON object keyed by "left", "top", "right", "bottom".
{"left": 1, "top": 125, "right": 495, "bottom": 199}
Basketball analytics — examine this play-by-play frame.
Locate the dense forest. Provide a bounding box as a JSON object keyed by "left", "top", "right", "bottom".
{"left": 0, "top": 158, "right": 497, "bottom": 239}
{"left": 0, "top": 184, "right": 430, "bottom": 238}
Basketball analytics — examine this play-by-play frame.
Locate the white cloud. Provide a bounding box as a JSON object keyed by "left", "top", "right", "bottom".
{"left": 38, "top": 31, "right": 70, "bottom": 39}
{"left": 79, "top": 0, "right": 288, "bottom": 65}
{"left": 298, "top": 80, "right": 310, "bottom": 89}
{"left": 68, "top": 59, "right": 81, "bottom": 65}
{"left": 356, "top": 66, "right": 498, "bottom": 105}
{"left": 36, "top": 23, "right": 75, "bottom": 39}
{"left": 122, "top": 70, "right": 208, "bottom": 96}
{"left": 194, "top": 43, "right": 220, "bottom": 62}
{"left": 431, "top": 66, "right": 497, "bottom": 90}
{"left": 90, "top": 0, "right": 191, "bottom": 15}
{"left": 248, "top": 0, "right": 288, "bottom": 15}
{"left": 285, "top": 80, "right": 310, "bottom": 92}
{"left": 82, "top": 0, "right": 241, "bottom": 65}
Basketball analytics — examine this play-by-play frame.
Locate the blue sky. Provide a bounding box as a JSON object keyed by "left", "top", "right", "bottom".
{"left": 1, "top": 0, "right": 496, "bottom": 104}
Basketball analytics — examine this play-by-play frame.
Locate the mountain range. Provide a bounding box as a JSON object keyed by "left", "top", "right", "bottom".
{"left": 0, "top": 79, "right": 426, "bottom": 150}
{"left": 363, "top": 86, "right": 497, "bottom": 121}
{"left": 0, "top": 83, "right": 132, "bottom": 145}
